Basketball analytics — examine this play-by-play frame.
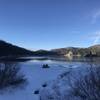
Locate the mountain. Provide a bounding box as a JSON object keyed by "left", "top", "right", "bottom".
{"left": 0, "top": 40, "right": 57, "bottom": 57}
{"left": 51, "top": 45, "right": 100, "bottom": 57}
{"left": 0, "top": 40, "right": 99, "bottom": 57}
{"left": 33, "top": 50, "right": 58, "bottom": 56}
{"left": 88, "top": 45, "right": 100, "bottom": 57}
{"left": 0, "top": 40, "right": 34, "bottom": 57}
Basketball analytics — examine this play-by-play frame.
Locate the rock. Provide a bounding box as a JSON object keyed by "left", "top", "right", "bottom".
{"left": 34, "top": 90, "right": 39, "bottom": 94}
{"left": 42, "top": 64, "right": 50, "bottom": 68}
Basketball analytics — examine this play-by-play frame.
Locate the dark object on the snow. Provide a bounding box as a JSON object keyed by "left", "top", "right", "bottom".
{"left": 42, "top": 83, "right": 47, "bottom": 87}
{"left": 42, "top": 64, "right": 50, "bottom": 68}
{"left": 34, "top": 90, "right": 39, "bottom": 94}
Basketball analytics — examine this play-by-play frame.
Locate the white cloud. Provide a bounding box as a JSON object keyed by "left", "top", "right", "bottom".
{"left": 92, "top": 10, "right": 100, "bottom": 24}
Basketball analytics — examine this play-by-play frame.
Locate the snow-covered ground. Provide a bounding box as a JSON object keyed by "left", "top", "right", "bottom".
{"left": 0, "top": 59, "right": 94, "bottom": 100}
{"left": 39, "top": 66, "right": 90, "bottom": 100}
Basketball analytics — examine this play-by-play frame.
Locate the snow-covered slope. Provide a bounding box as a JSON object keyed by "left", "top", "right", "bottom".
{"left": 39, "top": 65, "right": 93, "bottom": 100}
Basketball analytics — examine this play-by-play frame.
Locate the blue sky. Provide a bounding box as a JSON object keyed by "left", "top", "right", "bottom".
{"left": 0, "top": 0, "right": 100, "bottom": 50}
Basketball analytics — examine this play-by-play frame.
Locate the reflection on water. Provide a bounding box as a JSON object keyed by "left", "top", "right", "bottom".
{"left": 23, "top": 56, "right": 100, "bottom": 62}
{"left": 0, "top": 62, "right": 27, "bottom": 90}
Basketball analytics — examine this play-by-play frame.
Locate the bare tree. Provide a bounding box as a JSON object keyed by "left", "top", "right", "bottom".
{"left": 0, "top": 62, "right": 26, "bottom": 89}
{"left": 69, "top": 64, "right": 100, "bottom": 100}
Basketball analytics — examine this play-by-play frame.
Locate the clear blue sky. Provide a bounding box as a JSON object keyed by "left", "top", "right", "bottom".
{"left": 0, "top": 0, "right": 100, "bottom": 50}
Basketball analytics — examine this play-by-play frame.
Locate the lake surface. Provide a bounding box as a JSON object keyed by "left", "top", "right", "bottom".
{"left": 0, "top": 57, "right": 99, "bottom": 100}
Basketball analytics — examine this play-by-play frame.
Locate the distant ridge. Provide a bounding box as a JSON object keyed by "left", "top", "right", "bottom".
{"left": 51, "top": 44, "right": 100, "bottom": 57}
{"left": 0, "top": 40, "right": 99, "bottom": 57}
{"left": 89, "top": 44, "right": 100, "bottom": 48}
{"left": 0, "top": 40, "right": 34, "bottom": 57}
{"left": 0, "top": 40, "right": 57, "bottom": 57}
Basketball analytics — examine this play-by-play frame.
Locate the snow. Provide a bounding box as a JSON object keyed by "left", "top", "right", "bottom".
{"left": 0, "top": 59, "right": 95, "bottom": 100}
{"left": 39, "top": 63, "right": 96, "bottom": 100}
{"left": 0, "top": 60, "right": 71, "bottom": 100}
